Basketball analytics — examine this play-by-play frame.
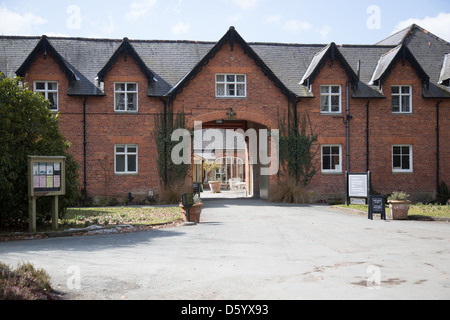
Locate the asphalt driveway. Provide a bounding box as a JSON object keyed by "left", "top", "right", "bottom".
{"left": 0, "top": 198, "right": 449, "bottom": 300}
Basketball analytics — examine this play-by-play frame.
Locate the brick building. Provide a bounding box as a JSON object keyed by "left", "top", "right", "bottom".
{"left": 1, "top": 24, "right": 449, "bottom": 202}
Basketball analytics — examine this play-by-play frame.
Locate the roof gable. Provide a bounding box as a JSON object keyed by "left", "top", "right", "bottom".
{"left": 370, "top": 44, "right": 430, "bottom": 88}
{"left": 15, "top": 36, "right": 104, "bottom": 96}
{"left": 300, "top": 42, "right": 359, "bottom": 88}
{"left": 16, "top": 35, "right": 79, "bottom": 84}
{"left": 167, "top": 27, "right": 297, "bottom": 101}
{"left": 97, "top": 37, "right": 155, "bottom": 86}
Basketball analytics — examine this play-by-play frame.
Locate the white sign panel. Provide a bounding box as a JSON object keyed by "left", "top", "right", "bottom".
{"left": 348, "top": 174, "right": 368, "bottom": 198}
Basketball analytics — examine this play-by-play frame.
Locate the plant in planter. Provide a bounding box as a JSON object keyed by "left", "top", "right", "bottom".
{"left": 388, "top": 191, "right": 411, "bottom": 220}
{"left": 203, "top": 161, "right": 222, "bottom": 193}
{"left": 180, "top": 195, "right": 203, "bottom": 223}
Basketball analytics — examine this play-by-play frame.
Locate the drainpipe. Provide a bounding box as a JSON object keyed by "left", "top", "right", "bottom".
{"left": 82, "top": 97, "right": 88, "bottom": 196}
{"left": 436, "top": 100, "right": 442, "bottom": 201}
{"left": 160, "top": 98, "right": 168, "bottom": 185}
{"left": 366, "top": 99, "right": 371, "bottom": 172}
{"left": 292, "top": 98, "right": 299, "bottom": 179}
{"left": 346, "top": 81, "right": 351, "bottom": 173}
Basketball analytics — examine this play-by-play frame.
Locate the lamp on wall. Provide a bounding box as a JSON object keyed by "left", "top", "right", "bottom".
{"left": 226, "top": 106, "right": 236, "bottom": 119}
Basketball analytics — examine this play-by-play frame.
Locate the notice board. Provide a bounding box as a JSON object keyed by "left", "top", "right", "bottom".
{"left": 28, "top": 156, "right": 66, "bottom": 197}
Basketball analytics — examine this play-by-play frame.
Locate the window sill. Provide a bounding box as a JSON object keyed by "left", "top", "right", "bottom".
{"left": 115, "top": 173, "right": 138, "bottom": 176}
{"left": 216, "top": 96, "right": 247, "bottom": 100}
{"left": 392, "top": 171, "right": 414, "bottom": 175}
{"left": 114, "top": 111, "right": 139, "bottom": 114}
{"left": 320, "top": 112, "right": 343, "bottom": 116}
{"left": 321, "top": 171, "right": 343, "bottom": 175}
{"left": 391, "top": 112, "right": 413, "bottom": 115}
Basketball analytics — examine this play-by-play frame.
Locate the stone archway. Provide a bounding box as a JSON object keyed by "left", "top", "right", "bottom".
{"left": 190, "top": 113, "right": 276, "bottom": 200}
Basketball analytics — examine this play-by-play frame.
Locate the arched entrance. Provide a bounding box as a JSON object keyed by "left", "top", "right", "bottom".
{"left": 191, "top": 118, "right": 272, "bottom": 200}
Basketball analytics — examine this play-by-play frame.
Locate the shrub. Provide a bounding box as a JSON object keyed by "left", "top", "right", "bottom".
{"left": 388, "top": 191, "right": 410, "bottom": 201}
{"left": 269, "top": 175, "right": 313, "bottom": 204}
{"left": 438, "top": 182, "right": 449, "bottom": 205}
{"left": 0, "top": 262, "right": 58, "bottom": 300}
{"left": 160, "top": 182, "right": 191, "bottom": 204}
{"left": 0, "top": 76, "right": 80, "bottom": 224}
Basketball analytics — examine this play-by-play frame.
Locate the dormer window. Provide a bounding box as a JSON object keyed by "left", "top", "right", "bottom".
{"left": 115, "top": 82, "right": 138, "bottom": 112}
{"left": 34, "top": 81, "right": 58, "bottom": 112}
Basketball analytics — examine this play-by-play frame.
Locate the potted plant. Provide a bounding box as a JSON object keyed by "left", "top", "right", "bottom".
{"left": 180, "top": 195, "right": 203, "bottom": 223}
{"left": 203, "top": 161, "right": 222, "bottom": 193}
{"left": 388, "top": 191, "right": 411, "bottom": 220}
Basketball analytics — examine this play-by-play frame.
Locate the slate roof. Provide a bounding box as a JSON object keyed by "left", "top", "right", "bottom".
{"left": 1, "top": 24, "right": 449, "bottom": 99}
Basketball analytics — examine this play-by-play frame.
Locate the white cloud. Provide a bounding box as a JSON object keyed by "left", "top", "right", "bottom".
{"left": 319, "top": 25, "right": 332, "bottom": 40}
{"left": 126, "top": 0, "right": 157, "bottom": 21}
{"left": 0, "top": 5, "right": 47, "bottom": 35}
{"left": 168, "top": 0, "right": 184, "bottom": 14}
{"left": 266, "top": 15, "right": 282, "bottom": 24}
{"left": 89, "top": 14, "right": 115, "bottom": 38}
{"left": 283, "top": 20, "right": 312, "bottom": 34}
{"left": 229, "top": 13, "right": 244, "bottom": 24}
{"left": 172, "top": 21, "right": 191, "bottom": 35}
{"left": 393, "top": 12, "right": 450, "bottom": 42}
{"left": 233, "top": 0, "right": 260, "bottom": 11}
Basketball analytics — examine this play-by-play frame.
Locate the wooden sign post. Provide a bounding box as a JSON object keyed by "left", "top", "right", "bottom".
{"left": 28, "top": 156, "right": 66, "bottom": 233}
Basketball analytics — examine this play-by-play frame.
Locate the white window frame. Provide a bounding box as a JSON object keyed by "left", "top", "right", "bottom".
{"left": 216, "top": 74, "right": 247, "bottom": 98}
{"left": 114, "top": 82, "right": 138, "bottom": 112}
{"left": 391, "top": 85, "right": 412, "bottom": 114}
{"left": 320, "top": 85, "right": 342, "bottom": 114}
{"left": 34, "top": 81, "right": 58, "bottom": 112}
{"left": 392, "top": 145, "right": 413, "bottom": 173}
{"left": 115, "top": 144, "right": 138, "bottom": 174}
{"left": 321, "top": 144, "right": 342, "bottom": 173}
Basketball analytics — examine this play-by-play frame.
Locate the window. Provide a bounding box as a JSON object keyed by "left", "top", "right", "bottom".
{"left": 216, "top": 74, "right": 246, "bottom": 98}
{"left": 320, "top": 85, "right": 341, "bottom": 113}
{"left": 115, "top": 83, "right": 138, "bottom": 112}
{"left": 115, "top": 145, "right": 138, "bottom": 174}
{"left": 392, "top": 86, "right": 412, "bottom": 113}
{"left": 321, "top": 145, "right": 342, "bottom": 173}
{"left": 392, "top": 145, "right": 413, "bottom": 173}
{"left": 34, "top": 81, "right": 58, "bottom": 111}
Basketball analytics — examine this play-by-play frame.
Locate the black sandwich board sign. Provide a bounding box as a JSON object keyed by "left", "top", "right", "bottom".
{"left": 369, "top": 195, "right": 386, "bottom": 220}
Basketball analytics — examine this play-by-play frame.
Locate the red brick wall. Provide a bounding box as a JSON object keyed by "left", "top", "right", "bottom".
{"left": 22, "top": 43, "right": 449, "bottom": 203}
{"left": 304, "top": 56, "right": 449, "bottom": 201}
{"left": 173, "top": 42, "right": 287, "bottom": 130}
{"left": 84, "top": 55, "right": 162, "bottom": 200}
{"left": 368, "top": 59, "right": 447, "bottom": 201}
{"left": 303, "top": 57, "right": 350, "bottom": 199}
{"left": 172, "top": 41, "right": 290, "bottom": 196}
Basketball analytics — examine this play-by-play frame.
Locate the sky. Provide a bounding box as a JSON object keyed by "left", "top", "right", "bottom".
{"left": 1, "top": 0, "right": 450, "bottom": 44}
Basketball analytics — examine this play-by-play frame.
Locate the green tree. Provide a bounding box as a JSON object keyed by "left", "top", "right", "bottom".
{"left": 0, "top": 76, "right": 79, "bottom": 224}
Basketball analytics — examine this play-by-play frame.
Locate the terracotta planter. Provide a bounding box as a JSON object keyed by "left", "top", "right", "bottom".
{"left": 388, "top": 200, "right": 411, "bottom": 220}
{"left": 180, "top": 202, "right": 203, "bottom": 223}
{"left": 209, "top": 181, "right": 221, "bottom": 193}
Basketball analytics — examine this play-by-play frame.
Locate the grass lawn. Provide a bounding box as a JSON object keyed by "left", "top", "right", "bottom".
{"left": 63, "top": 206, "right": 182, "bottom": 229}
{"left": 0, "top": 206, "right": 182, "bottom": 237}
{"left": 335, "top": 203, "right": 450, "bottom": 219}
